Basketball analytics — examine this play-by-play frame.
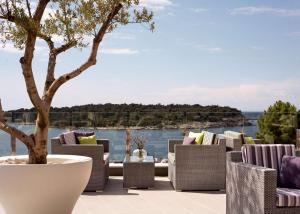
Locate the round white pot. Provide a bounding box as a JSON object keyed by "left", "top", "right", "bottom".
{"left": 0, "top": 155, "right": 92, "bottom": 214}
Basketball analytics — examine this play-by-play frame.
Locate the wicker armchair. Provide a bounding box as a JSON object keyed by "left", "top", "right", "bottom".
{"left": 168, "top": 132, "right": 226, "bottom": 191}
{"left": 226, "top": 144, "right": 300, "bottom": 214}
{"left": 51, "top": 137, "right": 109, "bottom": 191}
{"left": 220, "top": 131, "right": 262, "bottom": 151}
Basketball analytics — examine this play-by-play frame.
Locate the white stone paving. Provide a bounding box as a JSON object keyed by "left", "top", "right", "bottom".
{"left": 73, "top": 176, "right": 226, "bottom": 214}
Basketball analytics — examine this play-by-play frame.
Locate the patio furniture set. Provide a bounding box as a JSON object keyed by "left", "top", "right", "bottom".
{"left": 51, "top": 130, "right": 300, "bottom": 214}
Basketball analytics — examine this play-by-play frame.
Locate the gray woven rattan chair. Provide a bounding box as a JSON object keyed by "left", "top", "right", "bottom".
{"left": 51, "top": 137, "right": 109, "bottom": 191}
{"left": 168, "top": 131, "right": 226, "bottom": 191}
{"left": 220, "top": 131, "right": 262, "bottom": 151}
{"left": 227, "top": 144, "right": 300, "bottom": 214}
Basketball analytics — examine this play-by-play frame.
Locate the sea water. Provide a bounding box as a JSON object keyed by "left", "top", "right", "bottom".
{"left": 0, "top": 124, "right": 257, "bottom": 162}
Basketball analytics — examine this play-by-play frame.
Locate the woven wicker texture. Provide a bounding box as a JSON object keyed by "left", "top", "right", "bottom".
{"left": 51, "top": 137, "right": 109, "bottom": 191}
{"left": 226, "top": 151, "right": 300, "bottom": 214}
{"left": 123, "top": 157, "right": 155, "bottom": 188}
{"left": 168, "top": 135, "right": 226, "bottom": 191}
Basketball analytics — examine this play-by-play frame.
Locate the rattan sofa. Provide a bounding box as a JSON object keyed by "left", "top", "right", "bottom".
{"left": 219, "top": 131, "right": 262, "bottom": 151}
{"left": 168, "top": 131, "right": 226, "bottom": 191}
{"left": 51, "top": 137, "right": 109, "bottom": 191}
{"left": 227, "top": 144, "right": 300, "bottom": 214}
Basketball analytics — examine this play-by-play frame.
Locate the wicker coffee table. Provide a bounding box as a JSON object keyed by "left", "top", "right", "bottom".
{"left": 123, "top": 156, "right": 155, "bottom": 189}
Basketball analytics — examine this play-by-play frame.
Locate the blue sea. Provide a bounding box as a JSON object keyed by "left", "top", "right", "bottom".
{"left": 0, "top": 124, "right": 258, "bottom": 162}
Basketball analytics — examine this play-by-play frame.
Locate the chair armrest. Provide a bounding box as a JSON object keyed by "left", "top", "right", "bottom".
{"left": 168, "top": 139, "right": 183, "bottom": 153}
{"left": 97, "top": 139, "right": 109, "bottom": 153}
{"left": 226, "top": 161, "right": 277, "bottom": 212}
{"left": 226, "top": 151, "right": 243, "bottom": 163}
{"left": 51, "top": 137, "right": 61, "bottom": 145}
{"left": 253, "top": 139, "right": 262, "bottom": 144}
{"left": 218, "top": 134, "right": 242, "bottom": 151}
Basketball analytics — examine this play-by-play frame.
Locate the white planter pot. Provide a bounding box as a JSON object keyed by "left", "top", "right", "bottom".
{"left": 0, "top": 155, "right": 92, "bottom": 214}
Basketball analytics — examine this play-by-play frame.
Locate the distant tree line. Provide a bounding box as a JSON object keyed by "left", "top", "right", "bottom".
{"left": 8, "top": 103, "right": 248, "bottom": 128}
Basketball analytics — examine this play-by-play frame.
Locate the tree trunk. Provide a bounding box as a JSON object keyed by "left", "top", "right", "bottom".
{"left": 28, "top": 113, "right": 49, "bottom": 164}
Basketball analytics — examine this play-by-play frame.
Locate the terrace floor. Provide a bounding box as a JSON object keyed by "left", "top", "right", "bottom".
{"left": 73, "top": 176, "right": 226, "bottom": 214}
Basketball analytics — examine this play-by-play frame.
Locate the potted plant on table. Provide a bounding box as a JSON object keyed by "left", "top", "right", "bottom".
{"left": 132, "top": 135, "right": 148, "bottom": 159}
{"left": 0, "top": 1, "right": 154, "bottom": 213}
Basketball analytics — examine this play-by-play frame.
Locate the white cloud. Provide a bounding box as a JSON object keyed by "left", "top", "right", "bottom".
{"left": 230, "top": 6, "right": 300, "bottom": 17}
{"left": 161, "top": 79, "right": 300, "bottom": 111}
{"left": 0, "top": 43, "right": 48, "bottom": 55}
{"left": 102, "top": 48, "right": 139, "bottom": 55}
{"left": 191, "top": 8, "right": 208, "bottom": 13}
{"left": 0, "top": 43, "right": 49, "bottom": 61}
{"left": 195, "top": 44, "right": 224, "bottom": 53}
{"left": 140, "top": 0, "right": 172, "bottom": 10}
{"left": 207, "top": 47, "right": 223, "bottom": 53}
{"left": 50, "top": 78, "right": 300, "bottom": 111}
{"left": 0, "top": 44, "right": 22, "bottom": 54}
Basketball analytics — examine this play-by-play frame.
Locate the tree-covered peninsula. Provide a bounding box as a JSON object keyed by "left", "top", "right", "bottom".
{"left": 8, "top": 103, "right": 250, "bottom": 129}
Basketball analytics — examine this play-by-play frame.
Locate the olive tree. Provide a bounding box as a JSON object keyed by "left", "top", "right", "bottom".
{"left": 0, "top": 0, "right": 154, "bottom": 164}
{"left": 257, "top": 100, "right": 297, "bottom": 144}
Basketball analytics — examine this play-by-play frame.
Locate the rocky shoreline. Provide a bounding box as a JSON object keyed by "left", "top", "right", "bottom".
{"left": 49, "top": 120, "right": 254, "bottom": 130}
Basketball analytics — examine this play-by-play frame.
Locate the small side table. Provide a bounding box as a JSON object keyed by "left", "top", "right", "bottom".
{"left": 123, "top": 156, "right": 155, "bottom": 189}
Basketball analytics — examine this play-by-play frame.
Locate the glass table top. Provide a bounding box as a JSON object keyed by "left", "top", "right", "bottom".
{"left": 124, "top": 156, "right": 154, "bottom": 163}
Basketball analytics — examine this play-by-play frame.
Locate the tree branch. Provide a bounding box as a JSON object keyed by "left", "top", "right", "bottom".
{"left": 33, "top": 0, "right": 49, "bottom": 23}
{"left": 38, "top": 33, "right": 54, "bottom": 50}
{"left": 20, "top": 0, "right": 50, "bottom": 124}
{"left": 44, "top": 3, "right": 123, "bottom": 104}
{"left": 54, "top": 40, "right": 77, "bottom": 55}
{"left": 0, "top": 99, "right": 34, "bottom": 149}
{"left": 43, "top": 51, "right": 56, "bottom": 95}
{"left": 42, "top": 40, "right": 77, "bottom": 95}
{"left": 26, "top": 0, "right": 32, "bottom": 18}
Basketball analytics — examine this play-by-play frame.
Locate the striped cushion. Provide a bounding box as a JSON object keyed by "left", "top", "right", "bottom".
{"left": 62, "top": 131, "right": 76, "bottom": 145}
{"left": 277, "top": 188, "right": 300, "bottom": 207}
{"left": 202, "top": 131, "right": 216, "bottom": 145}
{"left": 242, "top": 144, "right": 295, "bottom": 170}
{"left": 242, "top": 144, "right": 295, "bottom": 184}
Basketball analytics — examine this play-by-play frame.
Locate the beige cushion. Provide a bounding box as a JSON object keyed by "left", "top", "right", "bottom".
{"left": 202, "top": 131, "right": 216, "bottom": 145}
{"left": 103, "top": 153, "right": 110, "bottom": 164}
{"left": 168, "top": 153, "right": 175, "bottom": 164}
{"left": 224, "top": 131, "right": 245, "bottom": 144}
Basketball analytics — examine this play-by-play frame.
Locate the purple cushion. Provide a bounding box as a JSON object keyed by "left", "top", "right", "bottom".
{"left": 279, "top": 155, "right": 300, "bottom": 189}
{"left": 182, "top": 137, "right": 196, "bottom": 145}
{"left": 74, "top": 131, "right": 95, "bottom": 144}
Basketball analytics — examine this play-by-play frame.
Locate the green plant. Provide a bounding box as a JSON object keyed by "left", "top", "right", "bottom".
{"left": 132, "top": 135, "right": 147, "bottom": 150}
{"left": 297, "top": 111, "right": 300, "bottom": 129}
{"left": 257, "top": 100, "right": 297, "bottom": 144}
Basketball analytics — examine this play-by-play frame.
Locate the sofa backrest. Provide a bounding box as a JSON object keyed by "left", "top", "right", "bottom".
{"left": 224, "top": 131, "right": 245, "bottom": 144}
{"left": 242, "top": 144, "right": 295, "bottom": 173}
{"left": 51, "top": 137, "right": 110, "bottom": 153}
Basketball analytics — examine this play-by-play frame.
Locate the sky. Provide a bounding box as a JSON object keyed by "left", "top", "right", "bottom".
{"left": 1, "top": 0, "right": 300, "bottom": 111}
